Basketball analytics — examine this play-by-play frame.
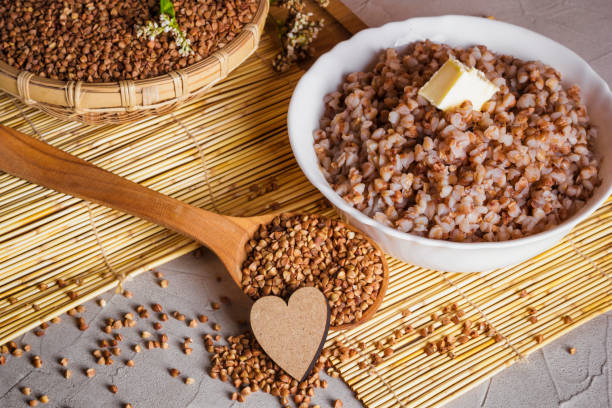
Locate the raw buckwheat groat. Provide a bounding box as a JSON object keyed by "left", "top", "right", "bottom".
{"left": 0, "top": 0, "right": 258, "bottom": 82}
{"left": 241, "top": 214, "right": 384, "bottom": 327}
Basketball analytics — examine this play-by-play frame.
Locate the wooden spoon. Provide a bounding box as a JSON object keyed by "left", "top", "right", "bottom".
{"left": 0, "top": 125, "right": 388, "bottom": 330}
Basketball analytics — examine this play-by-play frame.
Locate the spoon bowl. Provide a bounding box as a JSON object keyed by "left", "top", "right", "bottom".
{"left": 0, "top": 125, "right": 388, "bottom": 330}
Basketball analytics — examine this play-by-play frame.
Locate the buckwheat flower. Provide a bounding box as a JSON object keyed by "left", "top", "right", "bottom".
{"left": 136, "top": 1, "right": 193, "bottom": 56}
{"left": 271, "top": 0, "right": 327, "bottom": 72}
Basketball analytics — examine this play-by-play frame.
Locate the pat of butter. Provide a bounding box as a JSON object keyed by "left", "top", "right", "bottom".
{"left": 417, "top": 56, "right": 499, "bottom": 111}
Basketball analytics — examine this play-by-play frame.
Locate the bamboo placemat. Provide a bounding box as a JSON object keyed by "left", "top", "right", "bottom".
{"left": 0, "top": 2, "right": 610, "bottom": 407}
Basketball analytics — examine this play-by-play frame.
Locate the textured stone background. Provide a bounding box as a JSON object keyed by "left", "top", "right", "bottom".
{"left": 1, "top": 251, "right": 609, "bottom": 408}
{"left": 343, "top": 0, "right": 612, "bottom": 85}
{"left": 1, "top": 1, "right": 610, "bottom": 407}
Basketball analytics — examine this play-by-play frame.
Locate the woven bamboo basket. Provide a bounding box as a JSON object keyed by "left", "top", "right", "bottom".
{"left": 0, "top": 0, "right": 269, "bottom": 125}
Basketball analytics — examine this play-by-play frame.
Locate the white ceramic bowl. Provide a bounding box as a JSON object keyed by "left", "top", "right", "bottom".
{"left": 288, "top": 15, "right": 612, "bottom": 273}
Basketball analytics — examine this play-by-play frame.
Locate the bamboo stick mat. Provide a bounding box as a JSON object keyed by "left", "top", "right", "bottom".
{"left": 0, "top": 2, "right": 610, "bottom": 407}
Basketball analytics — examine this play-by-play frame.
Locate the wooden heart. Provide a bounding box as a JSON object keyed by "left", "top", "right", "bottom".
{"left": 250, "top": 287, "right": 330, "bottom": 381}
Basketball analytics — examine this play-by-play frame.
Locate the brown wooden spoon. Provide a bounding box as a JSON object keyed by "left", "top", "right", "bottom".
{"left": 0, "top": 125, "right": 388, "bottom": 330}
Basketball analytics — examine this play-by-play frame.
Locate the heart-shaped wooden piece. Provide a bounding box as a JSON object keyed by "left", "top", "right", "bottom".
{"left": 250, "top": 287, "right": 330, "bottom": 381}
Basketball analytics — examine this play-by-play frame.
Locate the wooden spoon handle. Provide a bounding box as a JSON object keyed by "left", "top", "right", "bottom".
{"left": 0, "top": 125, "right": 240, "bottom": 256}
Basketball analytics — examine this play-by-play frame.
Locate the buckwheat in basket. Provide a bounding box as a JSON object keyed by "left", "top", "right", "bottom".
{"left": 0, "top": 0, "right": 268, "bottom": 125}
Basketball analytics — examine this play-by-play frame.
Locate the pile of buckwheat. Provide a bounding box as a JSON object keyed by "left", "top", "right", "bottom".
{"left": 314, "top": 40, "right": 600, "bottom": 242}
{"left": 241, "top": 214, "right": 385, "bottom": 327}
{"left": 210, "top": 332, "right": 335, "bottom": 405}
{"left": 0, "top": 0, "right": 258, "bottom": 82}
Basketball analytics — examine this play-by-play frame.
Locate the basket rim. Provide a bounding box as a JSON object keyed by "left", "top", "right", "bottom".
{"left": 0, "top": 0, "right": 269, "bottom": 109}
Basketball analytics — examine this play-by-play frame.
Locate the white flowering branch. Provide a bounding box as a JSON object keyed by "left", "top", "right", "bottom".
{"left": 271, "top": 0, "right": 325, "bottom": 72}
{"left": 136, "top": 0, "right": 193, "bottom": 57}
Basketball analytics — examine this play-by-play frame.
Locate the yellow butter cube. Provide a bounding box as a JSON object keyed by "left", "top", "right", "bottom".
{"left": 417, "top": 56, "right": 499, "bottom": 111}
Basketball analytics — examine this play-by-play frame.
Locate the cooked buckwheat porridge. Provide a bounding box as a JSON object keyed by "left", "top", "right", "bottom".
{"left": 314, "top": 41, "right": 600, "bottom": 242}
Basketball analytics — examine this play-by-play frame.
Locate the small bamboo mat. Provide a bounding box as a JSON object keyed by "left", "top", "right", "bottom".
{"left": 0, "top": 2, "right": 610, "bottom": 407}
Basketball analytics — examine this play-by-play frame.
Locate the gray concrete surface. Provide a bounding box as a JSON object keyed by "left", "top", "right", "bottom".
{"left": 342, "top": 0, "right": 612, "bottom": 85}
{"left": 1, "top": 1, "right": 611, "bottom": 407}
{"left": 0, "top": 252, "right": 364, "bottom": 408}
{"left": 0, "top": 251, "right": 610, "bottom": 408}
